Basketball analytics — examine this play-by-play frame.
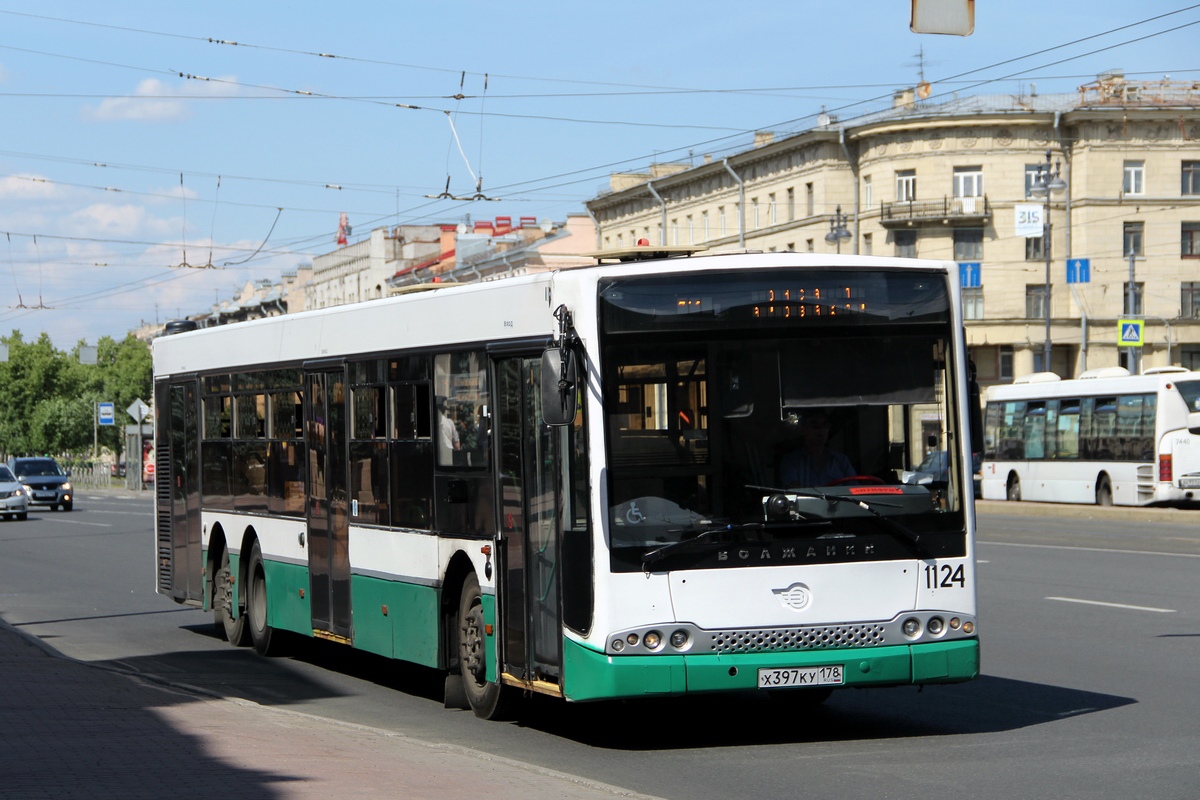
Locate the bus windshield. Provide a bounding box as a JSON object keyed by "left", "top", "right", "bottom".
{"left": 599, "top": 269, "right": 968, "bottom": 572}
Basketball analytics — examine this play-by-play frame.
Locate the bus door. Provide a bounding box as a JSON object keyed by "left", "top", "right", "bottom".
{"left": 494, "top": 355, "right": 562, "bottom": 686}
{"left": 160, "top": 380, "right": 202, "bottom": 603}
{"left": 305, "top": 367, "right": 352, "bottom": 641}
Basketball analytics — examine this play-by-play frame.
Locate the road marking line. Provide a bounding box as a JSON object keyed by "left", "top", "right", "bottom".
{"left": 980, "top": 540, "right": 1200, "bottom": 559}
{"left": 1046, "top": 596, "right": 1176, "bottom": 613}
{"left": 37, "top": 519, "right": 112, "bottom": 527}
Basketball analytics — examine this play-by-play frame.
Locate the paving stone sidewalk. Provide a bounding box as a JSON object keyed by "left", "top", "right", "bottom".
{"left": 0, "top": 620, "right": 655, "bottom": 800}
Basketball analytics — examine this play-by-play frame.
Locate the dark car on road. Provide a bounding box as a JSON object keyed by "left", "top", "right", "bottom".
{"left": 7, "top": 457, "right": 73, "bottom": 511}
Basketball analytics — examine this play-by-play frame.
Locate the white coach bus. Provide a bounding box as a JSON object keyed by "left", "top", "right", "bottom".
{"left": 981, "top": 367, "right": 1200, "bottom": 506}
{"left": 153, "top": 249, "right": 981, "bottom": 718}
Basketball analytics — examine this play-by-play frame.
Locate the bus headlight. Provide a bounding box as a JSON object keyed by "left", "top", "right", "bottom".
{"left": 643, "top": 630, "right": 662, "bottom": 650}
{"left": 927, "top": 616, "right": 945, "bottom": 636}
{"left": 611, "top": 639, "right": 625, "bottom": 652}
{"left": 670, "top": 630, "right": 689, "bottom": 649}
{"left": 902, "top": 617, "right": 922, "bottom": 638}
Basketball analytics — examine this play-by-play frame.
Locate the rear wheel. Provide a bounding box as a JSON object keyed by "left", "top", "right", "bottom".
{"left": 247, "top": 541, "right": 280, "bottom": 656}
{"left": 1006, "top": 475, "right": 1022, "bottom": 502}
{"left": 457, "top": 573, "right": 512, "bottom": 720}
{"left": 214, "top": 547, "right": 249, "bottom": 646}
{"left": 1096, "top": 475, "right": 1113, "bottom": 507}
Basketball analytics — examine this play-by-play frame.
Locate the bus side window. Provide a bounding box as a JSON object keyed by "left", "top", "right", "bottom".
{"left": 1057, "top": 399, "right": 1081, "bottom": 459}
{"left": 1023, "top": 402, "right": 1046, "bottom": 460}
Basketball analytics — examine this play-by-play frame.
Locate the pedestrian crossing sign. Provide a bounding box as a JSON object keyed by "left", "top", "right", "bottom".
{"left": 1118, "top": 319, "right": 1144, "bottom": 347}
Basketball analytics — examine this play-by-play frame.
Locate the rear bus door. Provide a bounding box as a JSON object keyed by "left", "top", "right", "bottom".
{"left": 305, "top": 366, "right": 352, "bottom": 641}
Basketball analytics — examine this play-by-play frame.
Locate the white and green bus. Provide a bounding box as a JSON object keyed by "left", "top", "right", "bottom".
{"left": 154, "top": 250, "right": 980, "bottom": 718}
{"left": 981, "top": 367, "right": 1200, "bottom": 506}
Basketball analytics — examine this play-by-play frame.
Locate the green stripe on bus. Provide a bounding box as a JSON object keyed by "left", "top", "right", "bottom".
{"left": 562, "top": 638, "right": 980, "bottom": 702}
{"left": 350, "top": 575, "right": 440, "bottom": 668}
{"left": 262, "top": 559, "right": 311, "bottom": 636}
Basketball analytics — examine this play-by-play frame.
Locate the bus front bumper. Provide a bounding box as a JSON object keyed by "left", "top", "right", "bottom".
{"left": 561, "top": 637, "right": 979, "bottom": 703}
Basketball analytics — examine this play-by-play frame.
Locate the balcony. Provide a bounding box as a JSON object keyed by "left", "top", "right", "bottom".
{"left": 879, "top": 195, "right": 991, "bottom": 228}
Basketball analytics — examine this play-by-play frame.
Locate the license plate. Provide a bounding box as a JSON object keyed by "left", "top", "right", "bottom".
{"left": 35, "top": 492, "right": 55, "bottom": 500}
{"left": 1180, "top": 477, "right": 1200, "bottom": 489}
{"left": 757, "top": 665, "right": 844, "bottom": 689}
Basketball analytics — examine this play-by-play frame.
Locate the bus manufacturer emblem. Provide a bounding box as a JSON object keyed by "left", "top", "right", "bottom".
{"left": 773, "top": 583, "right": 812, "bottom": 611}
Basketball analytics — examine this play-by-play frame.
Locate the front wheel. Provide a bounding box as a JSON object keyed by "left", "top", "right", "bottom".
{"left": 61, "top": 500, "right": 72, "bottom": 512}
{"left": 1006, "top": 475, "right": 1022, "bottom": 502}
{"left": 457, "top": 573, "right": 512, "bottom": 720}
{"left": 247, "top": 541, "right": 281, "bottom": 656}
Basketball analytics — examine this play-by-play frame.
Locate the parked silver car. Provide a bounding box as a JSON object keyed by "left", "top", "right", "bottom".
{"left": 0, "top": 464, "right": 29, "bottom": 520}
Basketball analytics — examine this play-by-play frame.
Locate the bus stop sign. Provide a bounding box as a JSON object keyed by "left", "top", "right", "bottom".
{"left": 98, "top": 402, "right": 115, "bottom": 426}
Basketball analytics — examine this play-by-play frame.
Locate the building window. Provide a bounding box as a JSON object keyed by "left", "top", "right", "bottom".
{"left": 862, "top": 232, "right": 872, "bottom": 256}
{"left": 686, "top": 214, "right": 693, "bottom": 244}
{"left": 1183, "top": 282, "right": 1200, "bottom": 319}
{"left": 1123, "top": 221, "right": 1144, "bottom": 257}
{"left": 896, "top": 170, "right": 916, "bottom": 202}
{"left": 1182, "top": 346, "right": 1200, "bottom": 371}
{"left": 718, "top": 206, "right": 726, "bottom": 237}
{"left": 1025, "top": 236, "right": 1045, "bottom": 261}
{"left": 787, "top": 187, "right": 795, "bottom": 221}
{"left": 895, "top": 230, "right": 917, "bottom": 258}
{"left": 805, "top": 183, "right": 814, "bottom": 216}
{"left": 701, "top": 210, "right": 709, "bottom": 241}
{"left": 1000, "top": 345, "right": 1014, "bottom": 381}
{"left": 616, "top": 233, "right": 623, "bottom": 249}
{"left": 671, "top": 219, "right": 679, "bottom": 245}
{"left": 863, "top": 176, "right": 873, "bottom": 210}
{"left": 1123, "top": 282, "right": 1144, "bottom": 315}
{"left": 963, "top": 287, "right": 983, "bottom": 320}
{"left": 953, "top": 166, "right": 984, "bottom": 197}
{"left": 954, "top": 228, "right": 984, "bottom": 261}
{"left": 806, "top": 239, "right": 814, "bottom": 252}
{"left": 769, "top": 193, "right": 777, "bottom": 225}
{"left": 751, "top": 198, "right": 759, "bottom": 229}
{"left": 1123, "top": 160, "right": 1145, "bottom": 196}
{"left": 1183, "top": 161, "right": 1200, "bottom": 195}
{"left": 1026, "top": 284, "right": 1049, "bottom": 320}
{"left": 1183, "top": 222, "right": 1200, "bottom": 257}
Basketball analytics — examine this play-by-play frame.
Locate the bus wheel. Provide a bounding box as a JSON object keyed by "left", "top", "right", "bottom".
{"left": 214, "top": 548, "right": 249, "bottom": 646}
{"left": 1006, "top": 475, "right": 1022, "bottom": 502}
{"left": 457, "top": 573, "right": 512, "bottom": 720}
{"left": 247, "top": 541, "right": 279, "bottom": 657}
{"left": 1096, "top": 475, "right": 1113, "bottom": 507}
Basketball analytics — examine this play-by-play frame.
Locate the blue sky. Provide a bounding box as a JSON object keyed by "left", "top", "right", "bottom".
{"left": 1, "top": 1, "right": 1197, "bottom": 347}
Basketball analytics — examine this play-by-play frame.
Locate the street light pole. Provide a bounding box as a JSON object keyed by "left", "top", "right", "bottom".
{"left": 825, "top": 205, "right": 852, "bottom": 254}
{"left": 1030, "top": 149, "right": 1067, "bottom": 374}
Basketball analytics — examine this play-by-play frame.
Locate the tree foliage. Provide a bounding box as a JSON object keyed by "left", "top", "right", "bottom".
{"left": 0, "top": 330, "right": 152, "bottom": 461}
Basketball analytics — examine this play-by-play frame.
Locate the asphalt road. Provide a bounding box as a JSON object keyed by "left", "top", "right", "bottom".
{"left": 1, "top": 492, "right": 1197, "bottom": 799}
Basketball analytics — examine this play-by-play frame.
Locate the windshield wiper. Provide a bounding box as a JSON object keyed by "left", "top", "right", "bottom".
{"left": 751, "top": 484, "right": 930, "bottom": 558}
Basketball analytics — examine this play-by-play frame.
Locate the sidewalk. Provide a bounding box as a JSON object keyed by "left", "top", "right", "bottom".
{"left": 0, "top": 620, "right": 657, "bottom": 800}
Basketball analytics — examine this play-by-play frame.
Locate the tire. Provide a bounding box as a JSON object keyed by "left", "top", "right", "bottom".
{"left": 247, "top": 541, "right": 280, "bottom": 657}
{"left": 214, "top": 547, "right": 249, "bottom": 646}
{"left": 16, "top": 512, "right": 26, "bottom": 521}
{"left": 1006, "top": 475, "right": 1022, "bottom": 502}
{"left": 457, "top": 573, "right": 512, "bottom": 720}
{"left": 1096, "top": 475, "right": 1113, "bottom": 507}
{"left": 62, "top": 501, "right": 72, "bottom": 512}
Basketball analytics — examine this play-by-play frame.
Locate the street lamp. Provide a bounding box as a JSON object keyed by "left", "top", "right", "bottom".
{"left": 825, "top": 205, "right": 852, "bottom": 254}
{"left": 1029, "top": 149, "right": 1067, "bottom": 373}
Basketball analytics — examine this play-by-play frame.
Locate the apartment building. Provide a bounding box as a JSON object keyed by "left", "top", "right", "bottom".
{"left": 584, "top": 73, "right": 1200, "bottom": 389}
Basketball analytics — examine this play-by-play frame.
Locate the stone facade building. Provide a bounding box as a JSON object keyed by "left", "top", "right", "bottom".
{"left": 584, "top": 73, "right": 1200, "bottom": 390}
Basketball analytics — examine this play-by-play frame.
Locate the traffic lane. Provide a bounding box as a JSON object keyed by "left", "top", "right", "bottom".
{"left": 977, "top": 536, "right": 1199, "bottom": 739}
{"left": 976, "top": 500, "right": 1200, "bottom": 556}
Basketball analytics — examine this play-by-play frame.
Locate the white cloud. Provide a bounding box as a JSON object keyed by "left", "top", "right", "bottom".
{"left": 0, "top": 174, "right": 59, "bottom": 199}
{"left": 65, "top": 203, "right": 149, "bottom": 236}
{"left": 81, "top": 75, "right": 238, "bottom": 123}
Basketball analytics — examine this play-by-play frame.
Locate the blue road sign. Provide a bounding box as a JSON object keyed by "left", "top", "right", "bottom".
{"left": 1067, "top": 258, "right": 1091, "bottom": 284}
{"left": 958, "top": 262, "right": 981, "bottom": 289}
{"left": 98, "top": 402, "right": 115, "bottom": 426}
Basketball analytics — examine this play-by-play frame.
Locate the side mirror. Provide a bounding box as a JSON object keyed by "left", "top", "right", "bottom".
{"left": 1188, "top": 411, "right": 1200, "bottom": 435}
{"left": 541, "top": 347, "right": 578, "bottom": 426}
